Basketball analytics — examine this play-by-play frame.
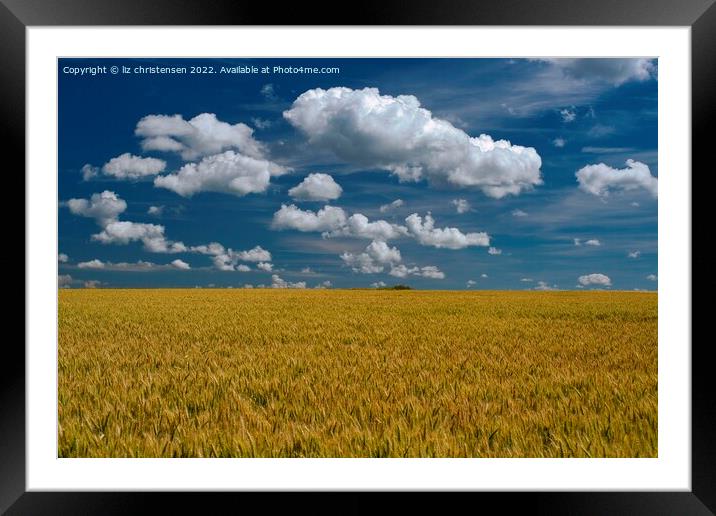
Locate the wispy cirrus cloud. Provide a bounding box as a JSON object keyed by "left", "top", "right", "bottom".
{"left": 76, "top": 259, "right": 191, "bottom": 271}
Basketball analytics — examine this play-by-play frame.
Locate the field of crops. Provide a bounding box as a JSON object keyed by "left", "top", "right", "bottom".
{"left": 58, "top": 289, "right": 657, "bottom": 458}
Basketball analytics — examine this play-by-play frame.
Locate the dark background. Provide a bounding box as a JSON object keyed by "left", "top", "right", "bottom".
{"left": 3, "top": 0, "right": 714, "bottom": 514}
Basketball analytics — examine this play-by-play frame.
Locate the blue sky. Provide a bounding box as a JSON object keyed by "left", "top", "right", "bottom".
{"left": 58, "top": 58, "right": 658, "bottom": 290}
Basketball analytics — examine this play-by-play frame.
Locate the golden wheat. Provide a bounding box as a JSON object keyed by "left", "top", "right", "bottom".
{"left": 58, "top": 289, "right": 657, "bottom": 457}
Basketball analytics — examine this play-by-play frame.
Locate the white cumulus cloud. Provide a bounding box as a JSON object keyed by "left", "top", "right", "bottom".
{"left": 389, "top": 264, "right": 445, "bottom": 279}
{"left": 284, "top": 87, "right": 542, "bottom": 198}
{"left": 578, "top": 273, "right": 612, "bottom": 287}
{"left": 628, "top": 250, "right": 641, "bottom": 259}
{"left": 154, "top": 150, "right": 287, "bottom": 198}
{"left": 189, "top": 243, "right": 272, "bottom": 271}
{"left": 77, "top": 259, "right": 105, "bottom": 269}
{"left": 341, "top": 240, "right": 444, "bottom": 279}
{"left": 271, "top": 274, "right": 306, "bottom": 289}
{"left": 171, "top": 259, "right": 191, "bottom": 270}
{"left": 92, "top": 221, "right": 187, "bottom": 254}
{"left": 488, "top": 247, "right": 502, "bottom": 255}
{"left": 236, "top": 246, "right": 272, "bottom": 262}
{"left": 102, "top": 153, "right": 166, "bottom": 179}
{"left": 272, "top": 204, "right": 347, "bottom": 233}
{"left": 405, "top": 213, "right": 489, "bottom": 249}
{"left": 66, "top": 190, "right": 127, "bottom": 226}
{"left": 341, "top": 240, "right": 402, "bottom": 274}
{"left": 288, "top": 173, "right": 343, "bottom": 201}
{"left": 328, "top": 213, "right": 408, "bottom": 241}
{"left": 190, "top": 242, "right": 226, "bottom": 256}
{"left": 257, "top": 262, "right": 273, "bottom": 272}
{"left": 576, "top": 159, "right": 658, "bottom": 198}
{"left": 274, "top": 205, "right": 489, "bottom": 250}
{"left": 58, "top": 253, "right": 69, "bottom": 263}
{"left": 135, "top": 113, "right": 265, "bottom": 161}
{"left": 211, "top": 255, "right": 235, "bottom": 271}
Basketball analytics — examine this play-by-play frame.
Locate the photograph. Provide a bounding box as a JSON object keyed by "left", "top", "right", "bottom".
{"left": 57, "top": 57, "right": 658, "bottom": 459}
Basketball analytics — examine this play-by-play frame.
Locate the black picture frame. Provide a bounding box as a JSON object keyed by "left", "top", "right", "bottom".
{"left": 5, "top": 1, "right": 714, "bottom": 513}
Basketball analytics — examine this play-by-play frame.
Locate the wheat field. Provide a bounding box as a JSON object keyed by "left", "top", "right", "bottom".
{"left": 58, "top": 289, "right": 657, "bottom": 458}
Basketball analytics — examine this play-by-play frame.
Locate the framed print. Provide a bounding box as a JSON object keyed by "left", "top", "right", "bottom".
{"left": 5, "top": 0, "right": 715, "bottom": 513}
